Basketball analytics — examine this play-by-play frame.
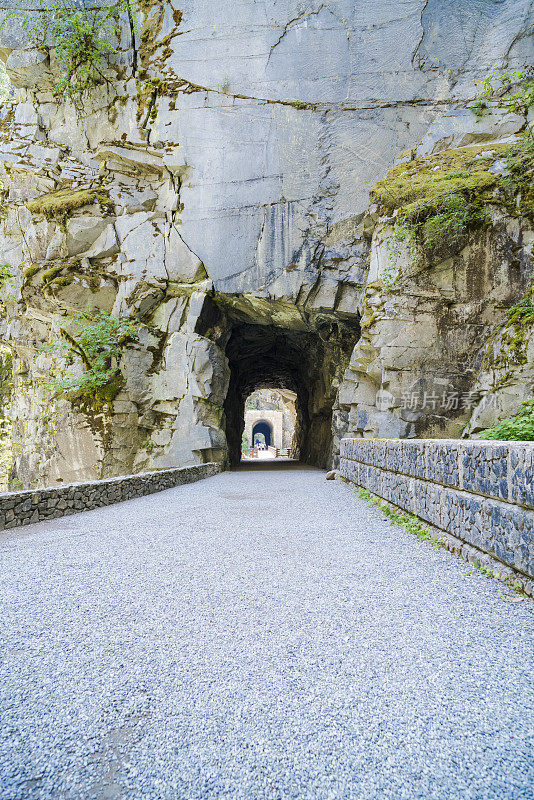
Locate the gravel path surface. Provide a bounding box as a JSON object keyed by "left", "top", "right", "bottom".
{"left": 1, "top": 464, "right": 533, "bottom": 800}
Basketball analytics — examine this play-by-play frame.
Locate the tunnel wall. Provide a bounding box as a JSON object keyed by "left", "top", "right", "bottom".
{"left": 340, "top": 438, "right": 534, "bottom": 583}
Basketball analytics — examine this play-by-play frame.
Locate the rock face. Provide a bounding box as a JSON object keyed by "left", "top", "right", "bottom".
{"left": 0, "top": 0, "right": 532, "bottom": 486}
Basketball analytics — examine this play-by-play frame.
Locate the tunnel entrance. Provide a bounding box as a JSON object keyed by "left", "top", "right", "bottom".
{"left": 252, "top": 421, "right": 272, "bottom": 447}
{"left": 241, "top": 388, "right": 297, "bottom": 459}
{"left": 195, "top": 294, "right": 360, "bottom": 470}
{"left": 221, "top": 314, "right": 360, "bottom": 470}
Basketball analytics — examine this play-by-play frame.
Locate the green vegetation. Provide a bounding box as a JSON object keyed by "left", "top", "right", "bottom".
{"left": 374, "top": 67, "right": 534, "bottom": 275}
{"left": 355, "top": 487, "right": 442, "bottom": 544}
{"left": 23, "top": 264, "right": 41, "bottom": 282}
{"left": 372, "top": 144, "right": 502, "bottom": 219}
{"left": 26, "top": 188, "right": 114, "bottom": 225}
{"left": 42, "top": 265, "right": 64, "bottom": 283}
{"left": 420, "top": 193, "right": 489, "bottom": 252}
{"left": 372, "top": 144, "right": 504, "bottom": 269}
{"left": 506, "top": 290, "right": 534, "bottom": 326}
{"left": 480, "top": 399, "right": 534, "bottom": 441}
{"left": 45, "top": 311, "right": 139, "bottom": 403}
{"left": 485, "top": 283, "right": 534, "bottom": 369}
{"left": 1, "top": 0, "right": 137, "bottom": 104}
{"left": 471, "top": 67, "right": 534, "bottom": 117}
{"left": 48, "top": 275, "right": 73, "bottom": 288}
{"left": 501, "top": 134, "right": 534, "bottom": 217}
{"left": 0, "top": 264, "right": 13, "bottom": 289}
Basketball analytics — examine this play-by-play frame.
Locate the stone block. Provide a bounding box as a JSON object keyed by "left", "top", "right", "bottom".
{"left": 425, "top": 440, "right": 461, "bottom": 487}
{"left": 483, "top": 499, "right": 534, "bottom": 574}
{"left": 412, "top": 478, "right": 442, "bottom": 528}
{"left": 400, "top": 440, "right": 426, "bottom": 479}
{"left": 441, "top": 489, "right": 485, "bottom": 551}
{"left": 510, "top": 445, "right": 534, "bottom": 510}
{"left": 461, "top": 442, "right": 508, "bottom": 501}
{"left": 385, "top": 440, "right": 403, "bottom": 473}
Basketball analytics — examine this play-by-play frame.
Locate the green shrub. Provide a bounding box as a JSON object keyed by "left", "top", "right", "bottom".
{"left": 46, "top": 310, "right": 139, "bottom": 402}
{"left": 421, "top": 193, "right": 489, "bottom": 252}
{"left": 474, "top": 67, "right": 534, "bottom": 116}
{"left": 481, "top": 400, "right": 534, "bottom": 441}
{"left": 1, "top": 0, "right": 136, "bottom": 104}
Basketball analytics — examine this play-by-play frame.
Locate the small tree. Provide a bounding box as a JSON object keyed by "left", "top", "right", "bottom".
{"left": 1, "top": 0, "right": 137, "bottom": 104}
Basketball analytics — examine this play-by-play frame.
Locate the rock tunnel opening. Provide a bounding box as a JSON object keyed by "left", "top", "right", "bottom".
{"left": 219, "top": 313, "right": 361, "bottom": 470}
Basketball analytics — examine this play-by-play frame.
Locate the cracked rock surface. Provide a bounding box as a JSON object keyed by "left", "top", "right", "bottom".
{"left": 0, "top": 0, "right": 532, "bottom": 485}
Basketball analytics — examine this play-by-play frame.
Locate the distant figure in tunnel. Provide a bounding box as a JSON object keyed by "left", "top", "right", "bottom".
{"left": 252, "top": 421, "right": 272, "bottom": 449}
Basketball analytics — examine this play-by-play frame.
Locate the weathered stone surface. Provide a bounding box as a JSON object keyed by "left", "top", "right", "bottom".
{"left": 0, "top": 0, "right": 531, "bottom": 486}
{"left": 5, "top": 48, "right": 54, "bottom": 89}
{"left": 66, "top": 216, "right": 108, "bottom": 257}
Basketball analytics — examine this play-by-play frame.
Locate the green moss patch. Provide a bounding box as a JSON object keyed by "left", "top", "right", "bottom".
{"left": 371, "top": 143, "right": 521, "bottom": 267}
{"left": 26, "top": 188, "right": 114, "bottom": 224}
{"left": 501, "top": 135, "right": 534, "bottom": 218}
{"left": 47, "top": 275, "right": 73, "bottom": 288}
{"left": 23, "top": 264, "right": 41, "bottom": 281}
{"left": 371, "top": 143, "right": 505, "bottom": 219}
{"left": 485, "top": 282, "right": 534, "bottom": 369}
{"left": 42, "top": 265, "right": 64, "bottom": 283}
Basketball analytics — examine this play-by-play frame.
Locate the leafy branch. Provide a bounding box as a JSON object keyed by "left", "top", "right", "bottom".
{"left": 44, "top": 310, "right": 139, "bottom": 402}
{"left": 1, "top": 0, "right": 137, "bottom": 104}
{"left": 471, "top": 66, "right": 534, "bottom": 125}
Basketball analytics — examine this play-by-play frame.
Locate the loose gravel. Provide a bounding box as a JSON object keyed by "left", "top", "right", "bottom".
{"left": 0, "top": 464, "right": 533, "bottom": 800}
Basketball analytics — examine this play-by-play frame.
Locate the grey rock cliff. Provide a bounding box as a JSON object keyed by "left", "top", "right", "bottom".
{"left": 0, "top": 0, "right": 531, "bottom": 485}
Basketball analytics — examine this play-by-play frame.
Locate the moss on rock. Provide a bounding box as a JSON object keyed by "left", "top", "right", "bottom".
{"left": 23, "top": 264, "right": 41, "bottom": 281}
{"left": 484, "top": 282, "right": 534, "bottom": 370}
{"left": 371, "top": 143, "right": 507, "bottom": 218}
{"left": 26, "top": 188, "right": 114, "bottom": 224}
{"left": 42, "top": 265, "right": 64, "bottom": 283}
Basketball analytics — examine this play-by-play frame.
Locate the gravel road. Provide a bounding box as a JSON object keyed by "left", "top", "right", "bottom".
{"left": 1, "top": 464, "right": 533, "bottom": 800}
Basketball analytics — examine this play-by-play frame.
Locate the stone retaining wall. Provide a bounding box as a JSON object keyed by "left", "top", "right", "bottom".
{"left": 340, "top": 439, "right": 534, "bottom": 580}
{"left": 0, "top": 463, "right": 221, "bottom": 532}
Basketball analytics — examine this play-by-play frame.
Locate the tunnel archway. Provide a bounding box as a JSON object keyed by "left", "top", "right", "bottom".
{"left": 194, "top": 294, "right": 361, "bottom": 469}
{"left": 252, "top": 420, "right": 273, "bottom": 447}
{"left": 220, "top": 315, "right": 361, "bottom": 469}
